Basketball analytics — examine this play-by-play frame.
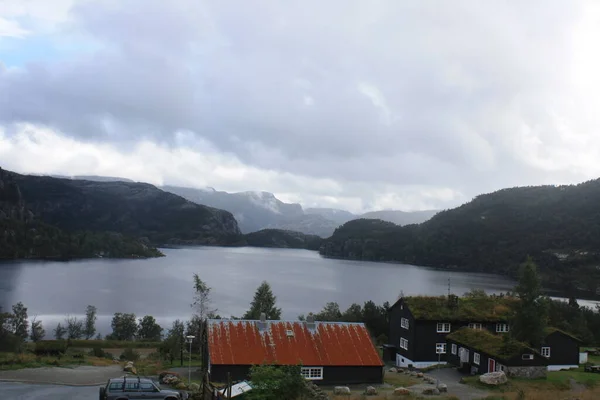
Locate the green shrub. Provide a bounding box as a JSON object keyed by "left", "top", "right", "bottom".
{"left": 34, "top": 341, "right": 68, "bottom": 357}
{"left": 120, "top": 348, "right": 140, "bottom": 362}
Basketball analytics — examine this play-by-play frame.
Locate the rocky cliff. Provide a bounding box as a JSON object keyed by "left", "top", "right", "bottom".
{"left": 244, "top": 229, "right": 322, "bottom": 250}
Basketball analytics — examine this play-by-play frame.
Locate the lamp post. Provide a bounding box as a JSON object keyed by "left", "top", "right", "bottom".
{"left": 185, "top": 335, "right": 195, "bottom": 385}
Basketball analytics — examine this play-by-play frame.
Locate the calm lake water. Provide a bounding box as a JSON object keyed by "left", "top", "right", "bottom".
{"left": 0, "top": 246, "right": 594, "bottom": 337}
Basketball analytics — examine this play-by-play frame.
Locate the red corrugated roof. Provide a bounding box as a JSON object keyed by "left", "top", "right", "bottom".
{"left": 207, "top": 320, "right": 383, "bottom": 367}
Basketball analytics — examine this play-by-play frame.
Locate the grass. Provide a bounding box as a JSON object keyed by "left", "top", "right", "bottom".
{"left": 582, "top": 347, "right": 600, "bottom": 365}
{"left": 462, "top": 366, "right": 600, "bottom": 399}
{"left": 404, "top": 295, "right": 516, "bottom": 321}
{"left": 0, "top": 352, "right": 115, "bottom": 370}
{"left": 447, "top": 328, "right": 534, "bottom": 360}
{"left": 382, "top": 371, "right": 419, "bottom": 387}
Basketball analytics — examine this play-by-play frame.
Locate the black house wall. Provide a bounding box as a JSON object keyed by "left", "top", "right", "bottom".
{"left": 544, "top": 332, "right": 580, "bottom": 366}
{"left": 209, "top": 365, "right": 384, "bottom": 386}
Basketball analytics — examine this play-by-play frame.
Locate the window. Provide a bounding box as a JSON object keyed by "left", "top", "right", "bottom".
{"left": 474, "top": 353, "right": 480, "bottom": 365}
{"left": 400, "top": 337, "right": 408, "bottom": 350}
{"left": 496, "top": 323, "right": 509, "bottom": 333}
{"left": 451, "top": 344, "right": 457, "bottom": 355}
{"left": 301, "top": 367, "right": 323, "bottom": 380}
{"left": 496, "top": 363, "right": 506, "bottom": 372}
{"left": 109, "top": 382, "right": 124, "bottom": 391}
{"left": 140, "top": 382, "right": 158, "bottom": 391}
{"left": 401, "top": 317, "right": 409, "bottom": 329}
{"left": 436, "top": 322, "right": 451, "bottom": 333}
{"left": 522, "top": 354, "right": 534, "bottom": 360}
{"left": 541, "top": 347, "right": 551, "bottom": 358}
{"left": 436, "top": 343, "right": 447, "bottom": 354}
{"left": 468, "top": 323, "right": 482, "bottom": 330}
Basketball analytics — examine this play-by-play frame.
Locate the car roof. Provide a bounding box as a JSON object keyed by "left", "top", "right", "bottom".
{"left": 109, "top": 377, "right": 155, "bottom": 383}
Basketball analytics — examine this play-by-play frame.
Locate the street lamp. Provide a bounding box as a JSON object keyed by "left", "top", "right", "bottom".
{"left": 185, "top": 335, "right": 195, "bottom": 385}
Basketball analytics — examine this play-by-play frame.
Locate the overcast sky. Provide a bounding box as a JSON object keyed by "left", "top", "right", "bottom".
{"left": 1, "top": 1, "right": 599, "bottom": 213}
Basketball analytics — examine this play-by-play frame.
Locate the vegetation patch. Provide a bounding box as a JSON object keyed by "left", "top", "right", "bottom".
{"left": 404, "top": 294, "right": 517, "bottom": 321}
{"left": 447, "top": 327, "right": 535, "bottom": 360}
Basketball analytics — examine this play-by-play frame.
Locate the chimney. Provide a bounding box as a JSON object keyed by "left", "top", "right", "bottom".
{"left": 257, "top": 312, "right": 267, "bottom": 331}
{"left": 306, "top": 313, "right": 316, "bottom": 331}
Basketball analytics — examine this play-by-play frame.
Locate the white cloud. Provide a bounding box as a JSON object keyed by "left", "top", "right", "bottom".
{"left": 2, "top": 1, "right": 600, "bottom": 214}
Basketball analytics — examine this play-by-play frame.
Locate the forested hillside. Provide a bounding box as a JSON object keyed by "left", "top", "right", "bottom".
{"left": 0, "top": 168, "right": 162, "bottom": 259}
{"left": 320, "top": 181, "right": 600, "bottom": 297}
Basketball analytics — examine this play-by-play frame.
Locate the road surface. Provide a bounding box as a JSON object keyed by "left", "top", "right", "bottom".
{"left": 0, "top": 382, "right": 100, "bottom": 399}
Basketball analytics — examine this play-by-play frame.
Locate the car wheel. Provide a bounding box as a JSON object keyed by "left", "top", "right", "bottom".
{"left": 98, "top": 387, "right": 106, "bottom": 400}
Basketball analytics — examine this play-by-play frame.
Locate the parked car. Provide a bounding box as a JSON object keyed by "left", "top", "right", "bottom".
{"left": 99, "top": 376, "right": 183, "bottom": 400}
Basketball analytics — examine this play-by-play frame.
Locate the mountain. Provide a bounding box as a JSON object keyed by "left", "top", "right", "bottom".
{"left": 0, "top": 168, "right": 163, "bottom": 259}
{"left": 320, "top": 181, "right": 600, "bottom": 298}
{"left": 304, "top": 208, "right": 357, "bottom": 225}
{"left": 360, "top": 209, "right": 438, "bottom": 226}
{"left": 7, "top": 170, "right": 242, "bottom": 246}
{"left": 162, "top": 185, "right": 307, "bottom": 234}
{"left": 163, "top": 185, "right": 437, "bottom": 237}
{"left": 244, "top": 229, "right": 322, "bottom": 250}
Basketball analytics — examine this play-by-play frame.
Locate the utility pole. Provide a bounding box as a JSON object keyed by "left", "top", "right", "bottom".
{"left": 186, "top": 335, "right": 195, "bottom": 385}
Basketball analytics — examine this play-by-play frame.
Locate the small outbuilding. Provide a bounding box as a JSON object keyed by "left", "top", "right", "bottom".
{"left": 446, "top": 328, "right": 548, "bottom": 379}
{"left": 203, "top": 314, "right": 384, "bottom": 385}
{"left": 543, "top": 328, "right": 583, "bottom": 371}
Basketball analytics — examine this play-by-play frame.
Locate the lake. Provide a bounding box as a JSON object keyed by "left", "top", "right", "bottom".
{"left": 0, "top": 246, "right": 593, "bottom": 337}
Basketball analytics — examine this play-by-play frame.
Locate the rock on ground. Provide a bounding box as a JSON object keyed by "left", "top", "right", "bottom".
{"left": 422, "top": 387, "right": 440, "bottom": 395}
{"left": 479, "top": 371, "right": 508, "bottom": 386}
{"left": 393, "top": 387, "right": 411, "bottom": 396}
{"left": 364, "top": 386, "right": 377, "bottom": 395}
{"left": 333, "top": 386, "right": 351, "bottom": 395}
{"left": 437, "top": 383, "right": 448, "bottom": 392}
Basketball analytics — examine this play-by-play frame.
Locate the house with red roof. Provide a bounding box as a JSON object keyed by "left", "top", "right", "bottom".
{"left": 202, "top": 313, "right": 384, "bottom": 385}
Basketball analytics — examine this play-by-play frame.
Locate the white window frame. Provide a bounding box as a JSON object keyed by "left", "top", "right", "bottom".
{"left": 401, "top": 317, "right": 409, "bottom": 330}
{"left": 468, "top": 323, "right": 483, "bottom": 330}
{"left": 496, "top": 323, "right": 509, "bottom": 333}
{"left": 474, "top": 353, "right": 480, "bottom": 365}
{"left": 451, "top": 344, "right": 457, "bottom": 355}
{"left": 436, "top": 322, "right": 451, "bottom": 333}
{"left": 400, "top": 337, "right": 408, "bottom": 350}
{"left": 436, "top": 343, "right": 447, "bottom": 354}
{"left": 301, "top": 367, "right": 323, "bottom": 380}
{"left": 496, "top": 363, "right": 506, "bottom": 372}
{"left": 541, "top": 347, "right": 551, "bottom": 358}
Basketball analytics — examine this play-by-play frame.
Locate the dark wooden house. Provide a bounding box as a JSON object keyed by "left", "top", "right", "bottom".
{"left": 387, "top": 295, "right": 514, "bottom": 368}
{"left": 543, "top": 328, "right": 583, "bottom": 370}
{"left": 202, "top": 314, "right": 384, "bottom": 385}
{"left": 446, "top": 327, "right": 548, "bottom": 378}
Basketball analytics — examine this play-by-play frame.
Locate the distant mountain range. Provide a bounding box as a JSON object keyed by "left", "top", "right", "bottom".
{"left": 162, "top": 185, "right": 438, "bottom": 237}
{"left": 36, "top": 175, "right": 439, "bottom": 238}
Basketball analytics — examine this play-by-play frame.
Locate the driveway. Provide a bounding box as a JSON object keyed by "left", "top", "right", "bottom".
{"left": 0, "top": 365, "right": 124, "bottom": 385}
{"left": 425, "top": 367, "right": 490, "bottom": 400}
{"left": 0, "top": 382, "right": 99, "bottom": 399}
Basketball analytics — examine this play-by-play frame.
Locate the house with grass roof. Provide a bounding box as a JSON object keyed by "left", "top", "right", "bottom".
{"left": 386, "top": 294, "right": 516, "bottom": 368}
{"left": 446, "top": 327, "right": 548, "bottom": 378}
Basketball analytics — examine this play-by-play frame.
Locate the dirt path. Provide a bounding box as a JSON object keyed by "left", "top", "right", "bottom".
{"left": 0, "top": 365, "right": 124, "bottom": 386}
{"left": 425, "top": 368, "right": 491, "bottom": 400}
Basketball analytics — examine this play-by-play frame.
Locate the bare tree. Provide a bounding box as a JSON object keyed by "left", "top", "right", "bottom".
{"left": 190, "top": 274, "right": 217, "bottom": 355}
{"left": 30, "top": 316, "right": 45, "bottom": 342}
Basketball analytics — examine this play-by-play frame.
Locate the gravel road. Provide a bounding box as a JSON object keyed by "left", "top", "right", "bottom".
{"left": 0, "top": 382, "right": 100, "bottom": 399}
{"left": 0, "top": 365, "right": 123, "bottom": 385}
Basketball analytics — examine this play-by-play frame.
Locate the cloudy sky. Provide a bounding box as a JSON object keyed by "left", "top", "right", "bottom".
{"left": 1, "top": 0, "right": 599, "bottom": 213}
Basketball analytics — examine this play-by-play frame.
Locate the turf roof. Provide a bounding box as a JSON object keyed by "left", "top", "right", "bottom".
{"left": 402, "top": 295, "right": 516, "bottom": 321}
{"left": 545, "top": 327, "right": 583, "bottom": 343}
{"left": 446, "top": 327, "right": 538, "bottom": 360}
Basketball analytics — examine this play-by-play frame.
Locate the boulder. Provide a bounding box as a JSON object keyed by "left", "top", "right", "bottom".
{"left": 175, "top": 382, "right": 187, "bottom": 390}
{"left": 425, "top": 377, "right": 436, "bottom": 384}
{"left": 397, "top": 368, "right": 404, "bottom": 373}
{"left": 393, "top": 387, "right": 411, "bottom": 396}
{"left": 417, "top": 372, "right": 424, "bottom": 378}
{"left": 364, "top": 386, "right": 378, "bottom": 396}
{"left": 189, "top": 383, "right": 200, "bottom": 392}
{"left": 422, "top": 387, "right": 440, "bottom": 395}
{"left": 479, "top": 371, "right": 508, "bottom": 386}
{"left": 333, "top": 386, "right": 351, "bottom": 395}
{"left": 389, "top": 367, "right": 398, "bottom": 373}
{"left": 410, "top": 371, "right": 418, "bottom": 377}
{"left": 437, "top": 383, "right": 448, "bottom": 393}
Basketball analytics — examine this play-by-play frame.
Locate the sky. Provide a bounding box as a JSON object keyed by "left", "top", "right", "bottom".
{"left": 1, "top": 0, "right": 600, "bottom": 214}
